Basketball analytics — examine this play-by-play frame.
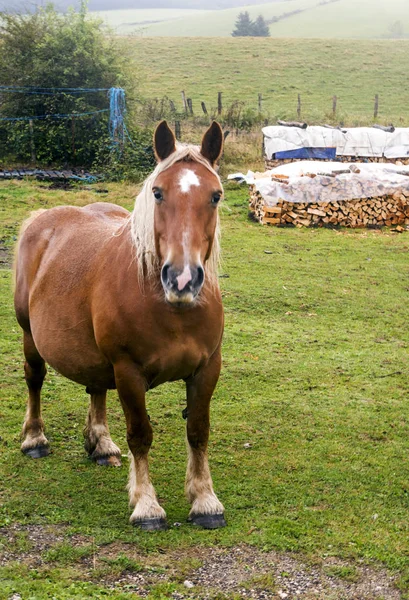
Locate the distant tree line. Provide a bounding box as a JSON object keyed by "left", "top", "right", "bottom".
{"left": 267, "top": 9, "right": 304, "bottom": 25}
{"left": 231, "top": 11, "right": 270, "bottom": 37}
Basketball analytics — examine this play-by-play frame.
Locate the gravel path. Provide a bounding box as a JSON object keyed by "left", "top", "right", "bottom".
{"left": 0, "top": 525, "right": 401, "bottom": 599}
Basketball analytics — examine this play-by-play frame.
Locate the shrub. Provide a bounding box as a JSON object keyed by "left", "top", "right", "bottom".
{"left": 0, "top": 1, "right": 140, "bottom": 170}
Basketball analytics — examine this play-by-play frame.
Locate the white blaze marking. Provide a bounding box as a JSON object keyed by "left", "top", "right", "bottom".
{"left": 177, "top": 264, "right": 192, "bottom": 291}
{"left": 179, "top": 169, "right": 200, "bottom": 193}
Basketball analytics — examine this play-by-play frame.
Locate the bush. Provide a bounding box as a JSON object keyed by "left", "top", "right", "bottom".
{"left": 93, "top": 125, "right": 156, "bottom": 182}
{"left": 0, "top": 2, "right": 141, "bottom": 171}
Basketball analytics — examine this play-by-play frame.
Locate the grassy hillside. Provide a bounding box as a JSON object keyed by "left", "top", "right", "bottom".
{"left": 127, "top": 37, "right": 409, "bottom": 126}
{"left": 270, "top": 0, "right": 409, "bottom": 38}
{"left": 140, "top": 0, "right": 315, "bottom": 37}
{"left": 114, "top": 0, "right": 409, "bottom": 38}
{"left": 93, "top": 8, "right": 210, "bottom": 35}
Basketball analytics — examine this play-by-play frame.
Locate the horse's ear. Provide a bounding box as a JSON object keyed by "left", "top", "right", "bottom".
{"left": 154, "top": 120, "right": 176, "bottom": 162}
{"left": 200, "top": 121, "right": 223, "bottom": 166}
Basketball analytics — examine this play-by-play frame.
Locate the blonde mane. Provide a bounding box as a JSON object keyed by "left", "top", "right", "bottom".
{"left": 130, "top": 143, "right": 222, "bottom": 288}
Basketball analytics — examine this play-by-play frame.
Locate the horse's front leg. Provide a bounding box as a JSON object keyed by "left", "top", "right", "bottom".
{"left": 114, "top": 360, "right": 167, "bottom": 531}
{"left": 185, "top": 348, "right": 226, "bottom": 529}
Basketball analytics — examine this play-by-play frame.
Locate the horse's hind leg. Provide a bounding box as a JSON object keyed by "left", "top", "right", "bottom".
{"left": 84, "top": 389, "right": 122, "bottom": 467}
{"left": 21, "top": 332, "right": 50, "bottom": 458}
{"left": 185, "top": 349, "right": 225, "bottom": 529}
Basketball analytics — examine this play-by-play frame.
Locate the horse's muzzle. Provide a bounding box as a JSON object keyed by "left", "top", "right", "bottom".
{"left": 161, "top": 263, "right": 205, "bottom": 305}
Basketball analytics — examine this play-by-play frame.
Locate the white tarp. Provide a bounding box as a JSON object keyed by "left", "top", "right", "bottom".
{"left": 262, "top": 126, "right": 409, "bottom": 159}
{"left": 230, "top": 161, "right": 409, "bottom": 206}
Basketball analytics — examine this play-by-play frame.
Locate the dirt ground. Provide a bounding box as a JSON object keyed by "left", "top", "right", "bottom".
{"left": 0, "top": 244, "right": 12, "bottom": 269}
{"left": 0, "top": 524, "right": 402, "bottom": 599}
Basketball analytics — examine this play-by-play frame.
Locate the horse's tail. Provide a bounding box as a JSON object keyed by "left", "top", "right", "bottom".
{"left": 13, "top": 209, "right": 48, "bottom": 289}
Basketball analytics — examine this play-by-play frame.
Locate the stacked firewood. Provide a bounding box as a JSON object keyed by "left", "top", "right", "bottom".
{"left": 249, "top": 186, "right": 409, "bottom": 229}
{"left": 265, "top": 157, "right": 409, "bottom": 170}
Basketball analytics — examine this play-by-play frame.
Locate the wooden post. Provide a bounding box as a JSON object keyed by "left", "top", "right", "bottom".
{"left": 181, "top": 91, "right": 187, "bottom": 113}
{"left": 29, "top": 119, "right": 36, "bottom": 164}
{"left": 187, "top": 98, "right": 193, "bottom": 115}
{"left": 71, "top": 116, "right": 76, "bottom": 160}
{"left": 201, "top": 101, "right": 208, "bottom": 115}
{"left": 332, "top": 95, "right": 337, "bottom": 117}
{"left": 297, "top": 94, "right": 301, "bottom": 119}
{"left": 175, "top": 120, "right": 181, "bottom": 141}
{"left": 169, "top": 99, "right": 176, "bottom": 112}
{"left": 258, "top": 93, "right": 262, "bottom": 112}
{"left": 374, "top": 94, "right": 379, "bottom": 119}
{"left": 217, "top": 92, "right": 222, "bottom": 116}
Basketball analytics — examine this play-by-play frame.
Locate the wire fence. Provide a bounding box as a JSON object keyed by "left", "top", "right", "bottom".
{"left": 1, "top": 84, "right": 406, "bottom": 170}
{"left": 0, "top": 86, "right": 129, "bottom": 166}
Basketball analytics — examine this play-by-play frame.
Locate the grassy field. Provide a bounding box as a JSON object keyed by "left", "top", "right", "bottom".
{"left": 126, "top": 37, "right": 409, "bottom": 127}
{"left": 1, "top": 179, "right": 409, "bottom": 598}
{"left": 105, "top": 0, "right": 409, "bottom": 38}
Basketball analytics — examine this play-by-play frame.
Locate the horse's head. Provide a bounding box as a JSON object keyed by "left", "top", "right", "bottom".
{"left": 151, "top": 121, "right": 224, "bottom": 307}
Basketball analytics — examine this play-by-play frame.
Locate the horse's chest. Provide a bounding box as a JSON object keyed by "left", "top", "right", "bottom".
{"left": 144, "top": 334, "right": 211, "bottom": 385}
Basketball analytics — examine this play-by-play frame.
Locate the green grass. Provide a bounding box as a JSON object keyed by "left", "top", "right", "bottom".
{"left": 323, "top": 564, "right": 359, "bottom": 582}
{"left": 126, "top": 0, "right": 409, "bottom": 38}
{"left": 2, "top": 179, "right": 409, "bottom": 596}
{"left": 126, "top": 37, "right": 409, "bottom": 126}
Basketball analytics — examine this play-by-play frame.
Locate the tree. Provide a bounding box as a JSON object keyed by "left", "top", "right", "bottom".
{"left": 387, "top": 20, "right": 405, "bottom": 39}
{"left": 252, "top": 15, "right": 270, "bottom": 37}
{"left": 231, "top": 11, "right": 253, "bottom": 37}
{"left": 0, "top": 2, "right": 130, "bottom": 166}
{"left": 231, "top": 11, "right": 270, "bottom": 37}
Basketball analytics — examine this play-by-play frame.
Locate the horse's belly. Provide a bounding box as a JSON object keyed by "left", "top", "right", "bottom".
{"left": 31, "top": 314, "right": 115, "bottom": 389}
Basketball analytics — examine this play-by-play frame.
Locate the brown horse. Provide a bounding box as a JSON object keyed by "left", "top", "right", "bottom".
{"left": 14, "top": 121, "right": 226, "bottom": 531}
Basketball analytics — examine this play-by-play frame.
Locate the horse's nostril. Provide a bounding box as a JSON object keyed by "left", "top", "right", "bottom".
{"left": 196, "top": 266, "right": 204, "bottom": 288}
{"left": 161, "top": 263, "right": 170, "bottom": 287}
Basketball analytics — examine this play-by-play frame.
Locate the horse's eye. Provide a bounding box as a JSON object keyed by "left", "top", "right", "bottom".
{"left": 211, "top": 193, "right": 222, "bottom": 205}
{"left": 153, "top": 189, "right": 163, "bottom": 203}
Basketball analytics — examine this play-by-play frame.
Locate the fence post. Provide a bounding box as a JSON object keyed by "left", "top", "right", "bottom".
{"left": 187, "top": 98, "right": 193, "bottom": 115}
{"left": 217, "top": 92, "right": 222, "bottom": 116}
{"left": 169, "top": 99, "right": 176, "bottom": 113}
{"left": 181, "top": 91, "right": 187, "bottom": 113}
{"left": 258, "top": 93, "right": 262, "bottom": 112}
{"left": 175, "top": 120, "right": 181, "bottom": 141}
{"left": 29, "top": 119, "right": 36, "bottom": 164}
{"left": 374, "top": 94, "right": 379, "bottom": 119}
{"left": 332, "top": 95, "right": 337, "bottom": 117}
{"left": 297, "top": 94, "right": 301, "bottom": 118}
{"left": 201, "top": 101, "right": 208, "bottom": 115}
{"left": 71, "top": 116, "right": 76, "bottom": 160}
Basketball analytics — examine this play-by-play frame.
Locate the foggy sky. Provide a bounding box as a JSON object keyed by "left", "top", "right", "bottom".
{"left": 1, "top": 0, "right": 285, "bottom": 12}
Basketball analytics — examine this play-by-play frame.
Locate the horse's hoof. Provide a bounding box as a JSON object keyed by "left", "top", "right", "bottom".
{"left": 95, "top": 455, "right": 122, "bottom": 467}
{"left": 188, "top": 513, "right": 226, "bottom": 529}
{"left": 132, "top": 517, "right": 168, "bottom": 532}
{"left": 22, "top": 445, "right": 50, "bottom": 459}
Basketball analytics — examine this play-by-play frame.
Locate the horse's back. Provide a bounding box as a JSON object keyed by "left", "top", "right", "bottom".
{"left": 81, "top": 202, "right": 130, "bottom": 221}
{"left": 15, "top": 202, "right": 129, "bottom": 317}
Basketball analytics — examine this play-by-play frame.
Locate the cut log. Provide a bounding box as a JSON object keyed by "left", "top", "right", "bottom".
{"left": 277, "top": 120, "right": 308, "bottom": 129}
